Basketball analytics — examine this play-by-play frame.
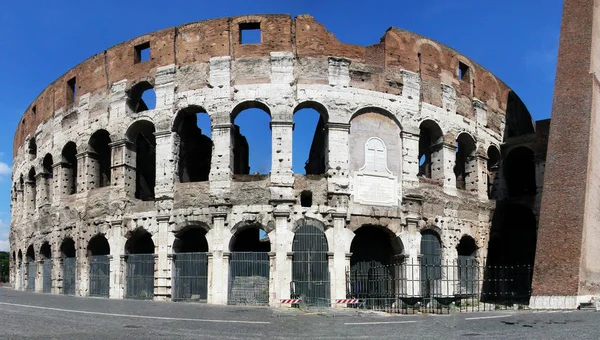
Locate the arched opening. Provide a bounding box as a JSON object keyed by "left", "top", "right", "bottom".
{"left": 43, "top": 154, "right": 53, "bottom": 205}
{"left": 504, "top": 147, "right": 536, "bottom": 197}
{"left": 124, "top": 229, "right": 154, "bottom": 300}
{"left": 28, "top": 138, "right": 37, "bottom": 159}
{"left": 232, "top": 102, "right": 271, "bottom": 175}
{"left": 420, "top": 230, "right": 442, "bottom": 299}
{"left": 88, "top": 130, "right": 112, "bottom": 188}
{"left": 418, "top": 120, "right": 443, "bottom": 180}
{"left": 26, "top": 245, "right": 35, "bottom": 291}
{"left": 60, "top": 238, "right": 76, "bottom": 295}
{"left": 173, "top": 107, "right": 212, "bottom": 183}
{"left": 300, "top": 190, "right": 312, "bottom": 207}
{"left": 40, "top": 242, "right": 52, "bottom": 293}
{"left": 228, "top": 225, "right": 271, "bottom": 305}
{"left": 172, "top": 226, "right": 209, "bottom": 302}
{"left": 486, "top": 204, "right": 537, "bottom": 302}
{"left": 88, "top": 234, "right": 110, "bottom": 298}
{"left": 487, "top": 146, "right": 501, "bottom": 199}
{"left": 27, "top": 168, "right": 36, "bottom": 210}
{"left": 17, "top": 250, "right": 23, "bottom": 290}
{"left": 61, "top": 142, "right": 78, "bottom": 195}
{"left": 127, "top": 81, "right": 156, "bottom": 113}
{"left": 457, "top": 236, "right": 478, "bottom": 296}
{"left": 348, "top": 225, "right": 404, "bottom": 308}
{"left": 127, "top": 120, "right": 156, "bottom": 200}
{"left": 293, "top": 103, "right": 328, "bottom": 175}
{"left": 291, "top": 220, "right": 330, "bottom": 306}
{"left": 454, "top": 133, "right": 477, "bottom": 190}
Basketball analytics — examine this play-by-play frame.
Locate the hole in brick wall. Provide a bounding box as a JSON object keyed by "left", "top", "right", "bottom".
{"left": 300, "top": 190, "right": 312, "bottom": 207}
{"left": 458, "top": 61, "right": 469, "bottom": 80}
{"left": 232, "top": 102, "right": 271, "bottom": 175}
{"left": 293, "top": 103, "right": 328, "bottom": 175}
{"left": 88, "top": 130, "right": 112, "bottom": 188}
{"left": 418, "top": 120, "right": 443, "bottom": 179}
{"left": 61, "top": 142, "right": 78, "bottom": 195}
{"left": 67, "top": 77, "right": 77, "bottom": 104}
{"left": 127, "top": 81, "right": 155, "bottom": 113}
{"left": 454, "top": 133, "right": 476, "bottom": 190}
{"left": 134, "top": 42, "right": 151, "bottom": 64}
{"left": 239, "top": 22, "right": 261, "bottom": 44}
{"left": 127, "top": 120, "right": 156, "bottom": 200}
{"left": 32, "top": 105, "right": 36, "bottom": 116}
{"left": 173, "top": 107, "right": 212, "bottom": 183}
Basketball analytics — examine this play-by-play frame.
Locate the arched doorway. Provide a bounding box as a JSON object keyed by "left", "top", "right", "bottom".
{"left": 40, "top": 242, "right": 52, "bottom": 293}
{"left": 17, "top": 250, "right": 23, "bottom": 290}
{"left": 26, "top": 245, "right": 35, "bottom": 291}
{"left": 291, "top": 220, "right": 330, "bottom": 306}
{"left": 457, "top": 236, "right": 478, "bottom": 296}
{"left": 173, "top": 107, "right": 213, "bottom": 183}
{"left": 228, "top": 225, "right": 271, "bottom": 305}
{"left": 61, "top": 238, "right": 76, "bottom": 295}
{"left": 348, "top": 225, "right": 404, "bottom": 309}
{"left": 420, "top": 230, "right": 442, "bottom": 300}
{"left": 124, "top": 229, "right": 155, "bottom": 300}
{"left": 88, "top": 234, "right": 110, "bottom": 298}
{"left": 504, "top": 147, "right": 536, "bottom": 197}
{"left": 88, "top": 130, "right": 112, "bottom": 188}
{"left": 127, "top": 120, "right": 156, "bottom": 200}
{"left": 172, "top": 227, "right": 209, "bottom": 302}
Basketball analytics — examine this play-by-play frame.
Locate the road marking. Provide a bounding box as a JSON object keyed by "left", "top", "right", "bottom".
{"left": 344, "top": 321, "right": 418, "bottom": 325}
{"left": 465, "top": 314, "right": 513, "bottom": 320}
{"left": 0, "top": 302, "right": 270, "bottom": 325}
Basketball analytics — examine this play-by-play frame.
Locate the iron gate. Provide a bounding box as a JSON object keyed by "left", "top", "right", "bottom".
{"left": 27, "top": 262, "right": 36, "bottom": 291}
{"left": 172, "top": 252, "right": 208, "bottom": 302}
{"left": 292, "top": 224, "right": 330, "bottom": 306}
{"left": 89, "top": 255, "right": 110, "bottom": 297}
{"left": 420, "top": 233, "right": 442, "bottom": 305}
{"left": 42, "top": 259, "right": 52, "bottom": 293}
{"left": 126, "top": 254, "right": 155, "bottom": 300}
{"left": 228, "top": 252, "right": 270, "bottom": 305}
{"left": 62, "top": 257, "right": 76, "bottom": 295}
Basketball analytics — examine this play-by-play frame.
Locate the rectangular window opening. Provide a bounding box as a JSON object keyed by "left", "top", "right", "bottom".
{"left": 134, "top": 42, "right": 151, "bottom": 64}
{"left": 67, "top": 77, "right": 77, "bottom": 104}
{"left": 458, "top": 62, "right": 469, "bottom": 80}
{"left": 32, "top": 105, "right": 36, "bottom": 115}
{"left": 239, "top": 22, "right": 261, "bottom": 44}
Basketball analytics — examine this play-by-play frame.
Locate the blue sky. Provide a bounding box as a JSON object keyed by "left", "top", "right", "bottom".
{"left": 0, "top": 0, "right": 563, "bottom": 251}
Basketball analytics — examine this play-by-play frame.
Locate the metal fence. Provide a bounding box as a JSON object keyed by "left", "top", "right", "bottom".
{"left": 172, "top": 252, "right": 208, "bottom": 302}
{"left": 346, "top": 260, "right": 533, "bottom": 314}
{"left": 63, "top": 257, "right": 77, "bottom": 295}
{"left": 89, "top": 255, "right": 110, "bottom": 298}
{"left": 228, "top": 252, "right": 270, "bottom": 305}
{"left": 291, "top": 224, "right": 330, "bottom": 306}
{"left": 27, "top": 262, "right": 36, "bottom": 291}
{"left": 125, "top": 254, "right": 155, "bottom": 300}
{"left": 42, "top": 259, "right": 52, "bottom": 293}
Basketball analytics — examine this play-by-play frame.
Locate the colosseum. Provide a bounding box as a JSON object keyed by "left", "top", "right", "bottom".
{"left": 8, "top": 14, "right": 548, "bottom": 310}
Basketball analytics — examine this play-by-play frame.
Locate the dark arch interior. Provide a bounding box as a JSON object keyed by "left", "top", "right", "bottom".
{"left": 89, "top": 130, "right": 112, "bottom": 188}
{"left": 12, "top": 251, "right": 16, "bottom": 262}
{"left": 232, "top": 102, "right": 271, "bottom": 175}
{"left": 43, "top": 154, "right": 53, "bottom": 175}
{"left": 418, "top": 120, "right": 443, "bottom": 178}
{"left": 62, "top": 142, "right": 78, "bottom": 195}
{"left": 504, "top": 147, "right": 536, "bottom": 197}
{"left": 26, "top": 245, "right": 35, "bottom": 262}
{"left": 127, "top": 82, "right": 156, "bottom": 113}
{"left": 230, "top": 226, "right": 270, "bottom": 252}
{"left": 454, "top": 134, "right": 476, "bottom": 190}
{"left": 28, "top": 167, "right": 36, "bottom": 182}
{"left": 174, "top": 107, "right": 213, "bottom": 183}
{"left": 88, "top": 235, "right": 110, "bottom": 256}
{"left": 487, "top": 146, "right": 501, "bottom": 199}
{"left": 487, "top": 204, "right": 537, "bottom": 266}
{"left": 18, "top": 250, "right": 23, "bottom": 262}
{"left": 127, "top": 120, "right": 156, "bottom": 200}
{"left": 28, "top": 138, "right": 37, "bottom": 157}
{"left": 125, "top": 229, "right": 155, "bottom": 254}
{"left": 457, "top": 236, "right": 477, "bottom": 257}
{"left": 350, "top": 225, "right": 403, "bottom": 271}
{"left": 61, "top": 238, "right": 76, "bottom": 258}
{"left": 40, "top": 242, "right": 51, "bottom": 259}
{"left": 173, "top": 227, "right": 208, "bottom": 253}
{"left": 293, "top": 104, "right": 327, "bottom": 175}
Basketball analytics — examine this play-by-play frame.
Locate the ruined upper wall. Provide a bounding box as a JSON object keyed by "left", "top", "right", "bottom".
{"left": 13, "top": 14, "right": 531, "bottom": 156}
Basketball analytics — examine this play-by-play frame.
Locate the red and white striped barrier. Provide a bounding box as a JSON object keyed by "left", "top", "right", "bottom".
{"left": 336, "top": 299, "right": 362, "bottom": 304}
{"left": 280, "top": 299, "right": 301, "bottom": 304}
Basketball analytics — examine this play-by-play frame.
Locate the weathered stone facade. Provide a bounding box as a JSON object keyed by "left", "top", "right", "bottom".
{"left": 9, "top": 14, "right": 545, "bottom": 306}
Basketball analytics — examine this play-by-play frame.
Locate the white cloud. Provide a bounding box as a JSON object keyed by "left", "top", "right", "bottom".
{"left": 0, "top": 162, "right": 11, "bottom": 176}
{"left": 0, "top": 240, "right": 8, "bottom": 252}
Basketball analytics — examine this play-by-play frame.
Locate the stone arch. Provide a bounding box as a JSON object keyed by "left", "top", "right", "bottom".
{"left": 350, "top": 224, "right": 404, "bottom": 270}
{"left": 127, "top": 81, "right": 156, "bottom": 113}
{"left": 293, "top": 101, "right": 329, "bottom": 175}
{"left": 231, "top": 100, "right": 272, "bottom": 175}
{"left": 418, "top": 119, "right": 444, "bottom": 179}
{"left": 350, "top": 107, "right": 402, "bottom": 130}
{"left": 487, "top": 145, "right": 501, "bottom": 199}
{"left": 17, "top": 249, "right": 23, "bottom": 263}
{"left": 61, "top": 142, "right": 78, "bottom": 195}
{"left": 39, "top": 241, "right": 51, "bottom": 259}
{"left": 87, "top": 234, "right": 110, "bottom": 256}
{"left": 455, "top": 132, "right": 477, "bottom": 190}
{"left": 173, "top": 106, "right": 213, "bottom": 183}
{"left": 126, "top": 119, "right": 156, "bottom": 200}
{"left": 229, "top": 222, "right": 271, "bottom": 252}
{"left": 26, "top": 244, "right": 35, "bottom": 263}
{"left": 27, "top": 167, "right": 36, "bottom": 209}
{"left": 504, "top": 146, "right": 536, "bottom": 197}
{"left": 28, "top": 137, "right": 37, "bottom": 159}
{"left": 125, "top": 228, "right": 155, "bottom": 254}
{"left": 173, "top": 226, "right": 209, "bottom": 253}
{"left": 88, "top": 129, "right": 112, "bottom": 188}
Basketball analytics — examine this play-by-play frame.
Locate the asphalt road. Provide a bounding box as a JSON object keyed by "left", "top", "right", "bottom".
{"left": 0, "top": 288, "right": 598, "bottom": 339}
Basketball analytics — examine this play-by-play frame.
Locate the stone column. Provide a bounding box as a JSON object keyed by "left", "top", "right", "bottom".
{"left": 209, "top": 122, "right": 232, "bottom": 199}
{"left": 155, "top": 215, "right": 171, "bottom": 301}
{"left": 405, "top": 218, "right": 422, "bottom": 297}
{"left": 109, "top": 221, "right": 124, "bottom": 299}
{"left": 464, "top": 155, "right": 479, "bottom": 195}
{"left": 327, "top": 122, "right": 351, "bottom": 195}
{"left": 208, "top": 214, "right": 228, "bottom": 305}
{"left": 78, "top": 246, "right": 89, "bottom": 297}
{"left": 401, "top": 130, "right": 420, "bottom": 189}
{"left": 35, "top": 259, "right": 43, "bottom": 293}
{"left": 270, "top": 108, "right": 294, "bottom": 201}
{"left": 330, "top": 213, "right": 349, "bottom": 304}
{"left": 441, "top": 142, "right": 457, "bottom": 196}
{"left": 273, "top": 211, "right": 293, "bottom": 306}
{"left": 475, "top": 155, "right": 489, "bottom": 200}
{"left": 110, "top": 139, "right": 135, "bottom": 198}
{"left": 154, "top": 131, "right": 177, "bottom": 201}
{"left": 35, "top": 173, "right": 49, "bottom": 208}
{"left": 76, "top": 152, "right": 87, "bottom": 193}
{"left": 24, "top": 179, "right": 36, "bottom": 217}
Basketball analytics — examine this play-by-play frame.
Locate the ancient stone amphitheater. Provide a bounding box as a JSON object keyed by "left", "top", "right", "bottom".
{"left": 8, "top": 14, "right": 547, "bottom": 308}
